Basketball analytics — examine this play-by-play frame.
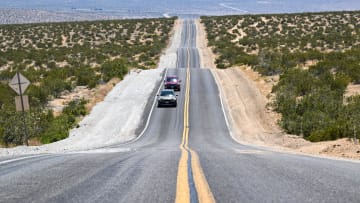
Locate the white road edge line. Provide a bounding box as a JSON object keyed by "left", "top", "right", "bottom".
{"left": 193, "top": 19, "right": 234, "bottom": 142}
{"left": 125, "top": 68, "right": 168, "bottom": 144}
{"left": 210, "top": 69, "right": 239, "bottom": 143}
{"left": 69, "top": 148, "right": 132, "bottom": 154}
{"left": 0, "top": 155, "right": 48, "bottom": 165}
{"left": 193, "top": 19, "right": 238, "bottom": 144}
{"left": 130, "top": 20, "right": 183, "bottom": 144}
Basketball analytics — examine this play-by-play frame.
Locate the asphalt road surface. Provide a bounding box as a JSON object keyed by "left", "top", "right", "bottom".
{"left": 0, "top": 19, "right": 360, "bottom": 203}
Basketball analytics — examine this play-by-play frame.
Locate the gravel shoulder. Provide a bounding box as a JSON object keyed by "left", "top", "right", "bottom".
{"left": 195, "top": 19, "right": 360, "bottom": 160}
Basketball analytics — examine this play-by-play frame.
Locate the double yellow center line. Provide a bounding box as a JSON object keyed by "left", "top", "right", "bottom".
{"left": 175, "top": 20, "right": 215, "bottom": 203}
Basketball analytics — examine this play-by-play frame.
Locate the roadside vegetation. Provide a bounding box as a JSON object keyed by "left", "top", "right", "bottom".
{"left": 201, "top": 11, "right": 360, "bottom": 141}
{"left": 0, "top": 17, "right": 176, "bottom": 146}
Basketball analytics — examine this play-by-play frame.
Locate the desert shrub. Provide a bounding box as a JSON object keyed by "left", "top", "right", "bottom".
{"left": 40, "top": 114, "right": 75, "bottom": 144}
{"left": 1, "top": 112, "right": 25, "bottom": 145}
{"left": 0, "top": 107, "right": 50, "bottom": 145}
{"left": 40, "top": 100, "right": 87, "bottom": 144}
{"left": 100, "top": 58, "right": 128, "bottom": 82}
{"left": 63, "top": 99, "right": 87, "bottom": 117}
{"left": 272, "top": 62, "right": 357, "bottom": 141}
{"left": 74, "top": 66, "right": 99, "bottom": 88}
{"left": 0, "top": 84, "right": 15, "bottom": 106}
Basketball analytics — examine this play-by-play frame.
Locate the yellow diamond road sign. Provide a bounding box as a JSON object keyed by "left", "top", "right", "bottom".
{"left": 9, "top": 73, "right": 30, "bottom": 95}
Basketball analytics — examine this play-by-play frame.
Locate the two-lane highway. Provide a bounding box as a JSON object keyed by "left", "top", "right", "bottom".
{"left": 182, "top": 19, "right": 360, "bottom": 203}
{"left": 0, "top": 18, "right": 359, "bottom": 203}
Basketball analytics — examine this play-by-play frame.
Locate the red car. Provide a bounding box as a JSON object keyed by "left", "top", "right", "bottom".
{"left": 164, "top": 76, "right": 181, "bottom": 91}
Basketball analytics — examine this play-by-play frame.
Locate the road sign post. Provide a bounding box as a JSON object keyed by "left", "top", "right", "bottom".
{"left": 9, "top": 72, "right": 31, "bottom": 146}
{"left": 15, "top": 95, "right": 29, "bottom": 111}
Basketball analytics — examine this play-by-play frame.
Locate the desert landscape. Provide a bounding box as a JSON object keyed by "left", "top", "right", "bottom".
{"left": 1, "top": 11, "right": 360, "bottom": 160}
{"left": 0, "top": 17, "right": 175, "bottom": 146}
{"left": 197, "top": 11, "right": 360, "bottom": 159}
{"left": 1, "top": 1, "right": 360, "bottom": 201}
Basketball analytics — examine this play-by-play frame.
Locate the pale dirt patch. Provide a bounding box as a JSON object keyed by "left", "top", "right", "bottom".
{"left": 197, "top": 19, "right": 360, "bottom": 160}
{"left": 344, "top": 83, "right": 360, "bottom": 98}
{"left": 250, "top": 22, "right": 260, "bottom": 31}
{"left": 28, "top": 138, "right": 42, "bottom": 146}
{"left": 237, "top": 65, "right": 278, "bottom": 99}
{"left": 77, "top": 38, "right": 84, "bottom": 46}
{"left": 276, "top": 24, "right": 283, "bottom": 35}
{"left": 47, "top": 78, "right": 121, "bottom": 116}
{"left": 61, "top": 35, "right": 68, "bottom": 47}
{"left": 238, "top": 29, "right": 247, "bottom": 39}
{"left": 56, "top": 61, "right": 69, "bottom": 68}
{"left": 85, "top": 78, "right": 120, "bottom": 111}
{"left": 227, "top": 19, "right": 247, "bottom": 43}
{"left": 261, "top": 16, "right": 270, "bottom": 23}
{"left": 47, "top": 86, "right": 92, "bottom": 116}
{"left": 296, "top": 60, "right": 318, "bottom": 70}
{"left": 0, "top": 61, "right": 13, "bottom": 71}
{"left": 212, "top": 68, "right": 282, "bottom": 140}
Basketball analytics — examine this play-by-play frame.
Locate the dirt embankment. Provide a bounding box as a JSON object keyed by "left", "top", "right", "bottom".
{"left": 195, "top": 19, "right": 360, "bottom": 160}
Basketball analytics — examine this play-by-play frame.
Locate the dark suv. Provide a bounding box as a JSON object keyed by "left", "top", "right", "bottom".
{"left": 157, "top": 89, "right": 178, "bottom": 107}
{"left": 164, "top": 76, "right": 181, "bottom": 91}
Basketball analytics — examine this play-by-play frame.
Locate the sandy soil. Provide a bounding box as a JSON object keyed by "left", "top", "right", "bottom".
{"left": 345, "top": 83, "right": 360, "bottom": 99}
{"left": 195, "top": 19, "right": 360, "bottom": 160}
{"left": 48, "top": 78, "right": 121, "bottom": 116}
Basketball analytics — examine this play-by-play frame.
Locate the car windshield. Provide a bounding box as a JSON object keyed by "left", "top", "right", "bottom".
{"left": 160, "top": 90, "right": 174, "bottom": 96}
{"left": 166, "top": 77, "right": 178, "bottom": 83}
